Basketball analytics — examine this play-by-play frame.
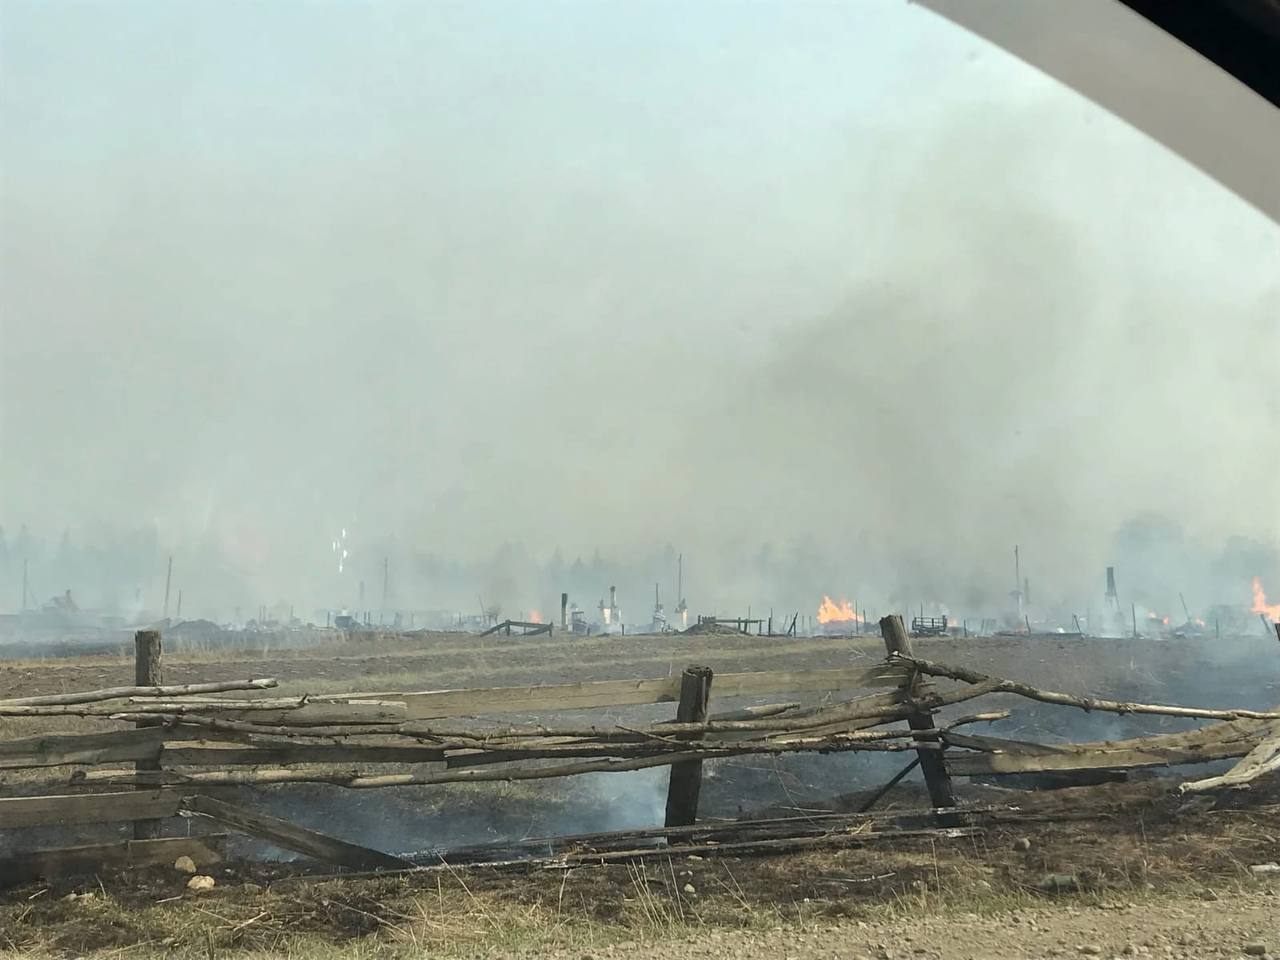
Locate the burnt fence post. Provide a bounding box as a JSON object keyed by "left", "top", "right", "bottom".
{"left": 879, "top": 615, "right": 955, "bottom": 810}
{"left": 133, "top": 629, "right": 164, "bottom": 840}
{"left": 664, "top": 665, "right": 713, "bottom": 827}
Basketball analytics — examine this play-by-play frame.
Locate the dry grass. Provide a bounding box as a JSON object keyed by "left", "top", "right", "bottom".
{"left": 0, "top": 863, "right": 717, "bottom": 959}
{"left": 3, "top": 831, "right": 1273, "bottom": 960}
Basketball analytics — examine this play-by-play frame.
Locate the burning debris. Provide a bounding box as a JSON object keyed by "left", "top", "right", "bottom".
{"left": 817, "top": 596, "right": 858, "bottom": 625}
{"left": 816, "top": 596, "right": 866, "bottom": 636}
{"left": 1252, "top": 577, "right": 1280, "bottom": 622}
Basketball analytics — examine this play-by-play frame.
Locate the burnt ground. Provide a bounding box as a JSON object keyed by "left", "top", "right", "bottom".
{"left": 0, "top": 629, "right": 1278, "bottom": 957}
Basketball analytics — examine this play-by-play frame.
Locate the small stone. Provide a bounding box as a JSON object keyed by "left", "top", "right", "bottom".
{"left": 1040, "top": 874, "right": 1081, "bottom": 893}
{"left": 1012, "top": 837, "right": 1032, "bottom": 852}
{"left": 1244, "top": 945, "right": 1267, "bottom": 957}
{"left": 1200, "top": 889, "right": 1219, "bottom": 901}
{"left": 160, "top": 938, "right": 177, "bottom": 947}
{"left": 1078, "top": 947, "right": 1102, "bottom": 956}
{"left": 186, "top": 875, "right": 215, "bottom": 893}
{"left": 682, "top": 883, "right": 696, "bottom": 895}
{"left": 1122, "top": 946, "right": 1137, "bottom": 956}
{"left": 60, "top": 893, "right": 78, "bottom": 903}
{"left": 173, "top": 856, "right": 197, "bottom": 874}
{"left": 1249, "top": 863, "right": 1280, "bottom": 875}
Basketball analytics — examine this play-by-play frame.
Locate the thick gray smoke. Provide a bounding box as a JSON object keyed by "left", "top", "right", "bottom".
{"left": 2, "top": 2, "right": 1277, "bottom": 624}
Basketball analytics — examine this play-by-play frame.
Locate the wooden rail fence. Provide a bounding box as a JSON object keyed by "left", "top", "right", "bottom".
{"left": 0, "top": 617, "right": 1276, "bottom": 882}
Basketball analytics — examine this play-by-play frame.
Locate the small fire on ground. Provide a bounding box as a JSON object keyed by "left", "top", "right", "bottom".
{"left": 817, "top": 596, "right": 860, "bottom": 625}
{"left": 1252, "top": 578, "right": 1280, "bottom": 622}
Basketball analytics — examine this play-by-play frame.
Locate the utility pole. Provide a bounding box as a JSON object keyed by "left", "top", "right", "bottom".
{"left": 674, "top": 553, "right": 688, "bottom": 628}
{"left": 1013, "top": 545, "right": 1023, "bottom": 620}
{"left": 381, "top": 556, "right": 389, "bottom": 624}
{"left": 162, "top": 555, "right": 173, "bottom": 620}
{"left": 175, "top": 589, "right": 183, "bottom": 620}
{"left": 20, "top": 558, "right": 28, "bottom": 612}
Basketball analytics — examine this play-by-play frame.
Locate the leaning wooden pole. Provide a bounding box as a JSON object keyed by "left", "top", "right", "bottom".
{"left": 879, "top": 615, "right": 955, "bottom": 809}
{"left": 0, "top": 678, "right": 277, "bottom": 707}
{"left": 133, "top": 630, "right": 164, "bottom": 840}
{"left": 664, "top": 666, "right": 713, "bottom": 827}
{"left": 183, "top": 795, "right": 411, "bottom": 870}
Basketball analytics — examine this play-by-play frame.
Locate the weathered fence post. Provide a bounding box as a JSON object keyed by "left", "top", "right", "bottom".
{"left": 664, "top": 665, "right": 713, "bottom": 827}
{"left": 133, "top": 629, "right": 164, "bottom": 840}
{"left": 879, "top": 615, "right": 955, "bottom": 809}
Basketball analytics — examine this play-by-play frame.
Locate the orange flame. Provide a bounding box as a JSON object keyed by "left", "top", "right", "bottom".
{"left": 1251, "top": 578, "right": 1280, "bottom": 622}
{"left": 528, "top": 609, "right": 543, "bottom": 623}
{"left": 818, "top": 596, "right": 859, "bottom": 624}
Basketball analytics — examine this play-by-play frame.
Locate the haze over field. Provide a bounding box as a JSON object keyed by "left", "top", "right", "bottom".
{"left": 2, "top": 1, "right": 1277, "bottom": 622}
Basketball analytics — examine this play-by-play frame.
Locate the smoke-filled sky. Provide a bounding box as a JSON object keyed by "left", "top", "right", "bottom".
{"left": 2, "top": 1, "right": 1278, "bottom": 617}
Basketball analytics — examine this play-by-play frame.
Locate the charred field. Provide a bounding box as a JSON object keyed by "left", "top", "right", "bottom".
{"left": 2, "top": 628, "right": 1280, "bottom": 958}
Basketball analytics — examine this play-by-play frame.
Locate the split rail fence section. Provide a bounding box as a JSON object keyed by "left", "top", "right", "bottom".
{"left": 0, "top": 618, "right": 1278, "bottom": 878}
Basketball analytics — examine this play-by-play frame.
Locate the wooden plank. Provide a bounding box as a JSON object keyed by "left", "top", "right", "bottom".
{"left": 393, "top": 663, "right": 906, "bottom": 719}
{"left": 182, "top": 795, "right": 412, "bottom": 870}
{"left": 1180, "top": 723, "right": 1280, "bottom": 793}
{"left": 948, "top": 739, "right": 1255, "bottom": 775}
{"left": 709, "top": 664, "right": 908, "bottom": 699}
{"left": 0, "top": 790, "right": 183, "bottom": 829}
{"left": 164, "top": 742, "right": 446, "bottom": 766}
{"left": 0, "top": 727, "right": 164, "bottom": 769}
{"left": 0, "top": 836, "right": 225, "bottom": 887}
{"left": 945, "top": 730, "right": 1261, "bottom": 775}
{"left": 395, "top": 677, "right": 679, "bottom": 717}
{"left": 945, "top": 719, "right": 1270, "bottom": 759}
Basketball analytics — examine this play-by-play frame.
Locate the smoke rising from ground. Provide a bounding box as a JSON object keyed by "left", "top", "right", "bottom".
{"left": 1, "top": 2, "right": 1277, "bottom": 623}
